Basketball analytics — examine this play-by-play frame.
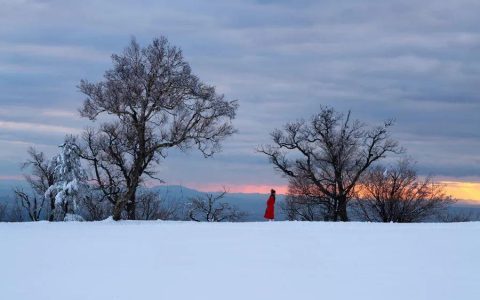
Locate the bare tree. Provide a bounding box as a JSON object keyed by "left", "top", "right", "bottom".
{"left": 135, "top": 191, "right": 180, "bottom": 220}
{"left": 21, "top": 147, "right": 57, "bottom": 221}
{"left": 188, "top": 191, "right": 247, "bottom": 222}
{"left": 283, "top": 196, "right": 329, "bottom": 221}
{"left": 282, "top": 176, "right": 331, "bottom": 221}
{"left": 259, "top": 106, "right": 401, "bottom": 221}
{"left": 80, "top": 128, "right": 126, "bottom": 218}
{"left": 78, "top": 37, "right": 238, "bottom": 220}
{"left": 353, "top": 159, "right": 454, "bottom": 223}
{"left": 80, "top": 191, "right": 113, "bottom": 221}
{"left": 13, "top": 188, "right": 45, "bottom": 221}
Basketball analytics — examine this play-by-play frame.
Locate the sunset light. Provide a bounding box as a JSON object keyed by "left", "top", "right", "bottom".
{"left": 192, "top": 181, "right": 480, "bottom": 202}
{"left": 442, "top": 181, "right": 480, "bottom": 202}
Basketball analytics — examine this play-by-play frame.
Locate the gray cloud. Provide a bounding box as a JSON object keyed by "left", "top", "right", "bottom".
{"left": 0, "top": 0, "right": 479, "bottom": 185}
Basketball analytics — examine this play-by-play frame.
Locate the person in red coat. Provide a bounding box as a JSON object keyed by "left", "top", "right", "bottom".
{"left": 264, "top": 189, "right": 276, "bottom": 221}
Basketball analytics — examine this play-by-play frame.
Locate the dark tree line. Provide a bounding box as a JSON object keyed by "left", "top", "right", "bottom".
{"left": 5, "top": 143, "right": 246, "bottom": 222}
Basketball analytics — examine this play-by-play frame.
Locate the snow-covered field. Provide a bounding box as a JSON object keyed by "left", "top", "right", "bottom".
{"left": 1, "top": 221, "right": 478, "bottom": 300}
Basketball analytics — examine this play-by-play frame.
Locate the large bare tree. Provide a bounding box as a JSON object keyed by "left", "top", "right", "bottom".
{"left": 353, "top": 159, "right": 454, "bottom": 222}
{"left": 78, "top": 37, "right": 238, "bottom": 220}
{"left": 259, "top": 106, "right": 401, "bottom": 221}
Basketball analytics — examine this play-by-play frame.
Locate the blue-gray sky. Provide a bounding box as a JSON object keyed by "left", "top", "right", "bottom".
{"left": 0, "top": 0, "right": 479, "bottom": 191}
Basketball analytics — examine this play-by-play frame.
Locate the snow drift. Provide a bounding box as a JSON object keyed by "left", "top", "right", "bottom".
{"left": 0, "top": 221, "right": 478, "bottom": 300}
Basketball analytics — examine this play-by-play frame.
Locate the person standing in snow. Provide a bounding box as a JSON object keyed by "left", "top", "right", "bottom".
{"left": 264, "top": 189, "right": 276, "bottom": 221}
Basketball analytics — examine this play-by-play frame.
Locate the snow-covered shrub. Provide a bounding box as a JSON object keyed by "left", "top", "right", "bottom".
{"left": 45, "top": 136, "right": 88, "bottom": 220}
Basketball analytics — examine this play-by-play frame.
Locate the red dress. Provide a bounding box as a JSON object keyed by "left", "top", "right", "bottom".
{"left": 264, "top": 195, "right": 275, "bottom": 220}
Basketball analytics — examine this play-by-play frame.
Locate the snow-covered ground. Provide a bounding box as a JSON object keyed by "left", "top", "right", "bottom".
{"left": 1, "top": 221, "right": 478, "bottom": 300}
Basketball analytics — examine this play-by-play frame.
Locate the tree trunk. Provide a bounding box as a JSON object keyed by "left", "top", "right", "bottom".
{"left": 126, "top": 192, "right": 136, "bottom": 220}
{"left": 112, "top": 186, "right": 137, "bottom": 221}
{"left": 331, "top": 198, "right": 339, "bottom": 221}
{"left": 62, "top": 201, "right": 69, "bottom": 220}
{"left": 337, "top": 196, "right": 349, "bottom": 221}
{"left": 49, "top": 195, "right": 55, "bottom": 221}
{"left": 112, "top": 200, "right": 125, "bottom": 221}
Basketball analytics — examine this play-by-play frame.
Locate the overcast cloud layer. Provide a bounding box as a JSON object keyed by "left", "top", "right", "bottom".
{"left": 0, "top": 0, "right": 479, "bottom": 189}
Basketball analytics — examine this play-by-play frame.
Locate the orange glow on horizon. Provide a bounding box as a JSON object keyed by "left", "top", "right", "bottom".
{"left": 189, "top": 181, "right": 480, "bottom": 202}
{"left": 441, "top": 181, "right": 480, "bottom": 202}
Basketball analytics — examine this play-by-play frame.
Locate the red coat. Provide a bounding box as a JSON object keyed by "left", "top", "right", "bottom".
{"left": 264, "top": 195, "right": 275, "bottom": 220}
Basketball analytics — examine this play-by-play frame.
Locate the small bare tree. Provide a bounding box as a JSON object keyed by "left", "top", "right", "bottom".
{"left": 21, "top": 147, "right": 57, "bottom": 221}
{"left": 188, "top": 191, "right": 247, "bottom": 222}
{"left": 353, "top": 159, "right": 454, "bottom": 223}
{"left": 259, "top": 106, "right": 401, "bottom": 221}
{"left": 78, "top": 37, "right": 238, "bottom": 220}
{"left": 136, "top": 191, "right": 180, "bottom": 220}
{"left": 283, "top": 196, "right": 329, "bottom": 221}
{"left": 80, "top": 191, "right": 113, "bottom": 221}
{"left": 13, "top": 188, "right": 45, "bottom": 221}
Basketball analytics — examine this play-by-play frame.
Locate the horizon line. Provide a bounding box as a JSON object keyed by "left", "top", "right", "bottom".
{"left": 2, "top": 177, "right": 480, "bottom": 202}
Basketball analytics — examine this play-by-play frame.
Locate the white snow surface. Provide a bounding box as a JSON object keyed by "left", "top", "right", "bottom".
{"left": 1, "top": 221, "right": 479, "bottom": 300}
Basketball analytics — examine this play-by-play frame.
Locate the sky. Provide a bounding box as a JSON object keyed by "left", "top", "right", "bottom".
{"left": 0, "top": 0, "right": 479, "bottom": 199}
